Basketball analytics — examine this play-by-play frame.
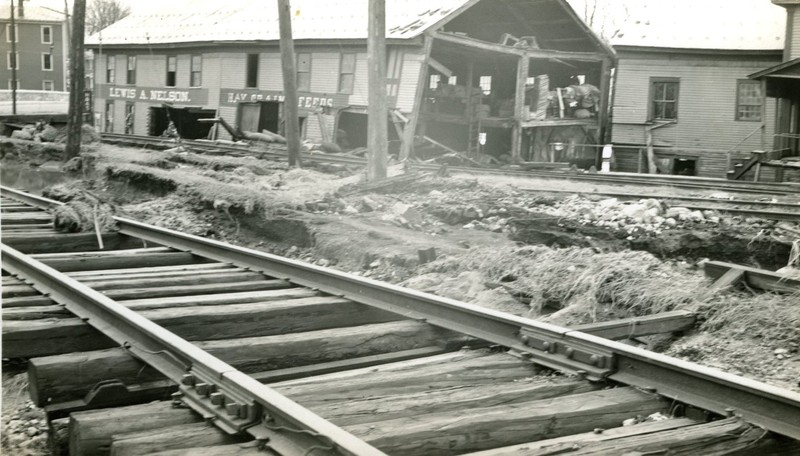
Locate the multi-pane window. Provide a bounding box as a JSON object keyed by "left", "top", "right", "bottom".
{"left": 736, "top": 80, "right": 763, "bottom": 122}
{"left": 650, "top": 78, "right": 679, "bottom": 120}
{"left": 429, "top": 74, "right": 440, "bottom": 90}
{"left": 106, "top": 55, "right": 116, "bottom": 83}
{"left": 126, "top": 56, "right": 136, "bottom": 84}
{"left": 166, "top": 56, "right": 176, "bottom": 87}
{"left": 339, "top": 53, "right": 355, "bottom": 94}
{"left": 41, "top": 26, "right": 52, "bottom": 44}
{"left": 297, "top": 53, "right": 311, "bottom": 92}
{"left": 246, "top": 54, "right": 259, "bottom": 88}
{"left": 43, "top": 80, "right": 54, "bottom": 91}
{"left": 191, "top": 55, "right": 202, "bottom": 87}
{"left": 5, "top": 24, "right": 18, "bottom": 42}
{"left": 479, "top": 75, "right": 492, "bottom": 95}
{"left": 42, "top": 53, "right": 53, "bottom": 71}
{"left": 7, "top": 51, "right": 18, "bottom": 70}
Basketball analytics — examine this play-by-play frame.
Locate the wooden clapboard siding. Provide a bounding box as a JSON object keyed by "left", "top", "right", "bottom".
{"left": 611, "top": 48, "right": 782, "bottom": 177}
{"left": 310, "top": 52, "right": 340, "bottom": 93}
{"left": 349, "top": 52, "right": 371, "bottom": 106}
{"left": 259, "top": 53, "right": 283, "bottom": 90}
{"left": 397, "top": 49, "right": 424, "bottom": 113}
{"left": 220, "top": 53, "right": 247, "bottom": 89}
{"left": 176, "top": 54, "right": 191, "bottom": 88}
{"left": 788, "top": 6, "right": 800, "bottom": 60}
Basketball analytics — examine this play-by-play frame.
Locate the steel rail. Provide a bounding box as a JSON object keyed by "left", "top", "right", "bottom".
{"left": 116, "top": 216, "right": 800, "bottom": 441}
{"left": 0, "top": 243, "right": 386, "bottom": 456}
{"left": 0, "top": 186, "right": 63, "bottom": 210}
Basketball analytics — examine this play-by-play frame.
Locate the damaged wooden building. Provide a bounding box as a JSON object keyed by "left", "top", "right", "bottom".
{"left": 85, "top": 0, "right": 614, "bottom": 166}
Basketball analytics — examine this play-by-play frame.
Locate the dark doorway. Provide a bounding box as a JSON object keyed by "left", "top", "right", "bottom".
{"left": 148, "top": 106, "right": 216, "bottom": 139}
{"left": 672, "top": 158, "right": 697, "bottom": 176}
{"left": 238, "top": 101, "right": 281, "bottom": 134}
{"left": 336, "top": 111, "right": 401, "bottom": 152}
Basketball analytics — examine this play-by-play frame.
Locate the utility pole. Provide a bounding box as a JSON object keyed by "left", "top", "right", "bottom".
{"left": 367, "top": 0, "right": 388, "bottom": 180}
{"left": 10, "top": 0, "right": 17, "bottom": 115}
{"left": 277, "top": 0, "right": 302, "bottom": 167}
{"left": 65, "top": 0, "right": 86, "bottom": 161}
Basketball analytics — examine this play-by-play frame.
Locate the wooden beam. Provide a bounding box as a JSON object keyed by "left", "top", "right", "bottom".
{"left": 510, "top": 55, "right": 529, "bottom": 163}
{"left": 703, "top": 261, "right": 800, "bottom": 294}
{"left": 431, "top": 31, "right": 605, "bottom": 62}
{"left": 571, "top": 310, "right": 696, "bottom": 340}
{"left": 277, "top": 0, "right": 302, "bottom": 167}
{"left": 708, "top": 268, "right": 746, "bottom": 294}
{"left": 427, "top": 57, "right": 453, "bottom": 77}
{"left": 28, "top": 321, "right": 457, "bottom": 406}
{"left": 34, "top": 251, "right": 209, "bottom": 272}
{"left": 399, "top": 36, "right": 433, "bottom": 160}
{"left": 110, "top": 422, "right": 247, "bottom": 456}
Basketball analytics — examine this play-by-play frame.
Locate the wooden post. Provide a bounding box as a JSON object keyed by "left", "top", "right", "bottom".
{"left": 510, "top": 54, "right": 529, "bottom": 163}
{"left": 645, "top": 127, "right": 658, "bottom": 174}
{"left": 277, "top": 0, "right": 302, "bottom": 167}
{"left": 10, "top": 0, "right": 18, "bottom": 115}
{"left": 398, "top": 35, "right": 432, "bottom": 161}
{"left": 367, "top": 0, "right": 388, "bottom": 180}
{"left": 597, "top": 57, "right": 612, "bottom": 168}
{"left": 760, "top": 79, "right": 767, "bottom": 151}
{"left": 64, "top": 0, "right": 86, "bottom": 161}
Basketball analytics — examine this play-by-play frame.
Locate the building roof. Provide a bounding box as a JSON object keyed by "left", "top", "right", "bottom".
{"left": 609, "top": 0, "right": 785, "bottom": 51}
{"left": 0, "top": 5, "right": 66, "bottom": 23}
{"left": 85, "top": 0, "right": 475, "bottom": 46}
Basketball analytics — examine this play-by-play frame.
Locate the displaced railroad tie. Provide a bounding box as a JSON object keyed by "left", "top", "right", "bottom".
{"left": 2, "top": 186, "right": 800, "bottom": 456}
{"left": 705, "top": 260, "right": 800, "bottom": 294}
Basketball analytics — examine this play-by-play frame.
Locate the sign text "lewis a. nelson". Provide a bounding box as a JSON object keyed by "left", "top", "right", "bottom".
{"left": 109, "top": 87, "right": 192, "bottom": 103}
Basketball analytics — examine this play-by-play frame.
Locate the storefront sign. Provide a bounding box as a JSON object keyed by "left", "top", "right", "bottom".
{"left": 98, "top": 85, "right": 209, "bottom": 105}
{"left": 219, "top": 88, "right": 349, "bottom": 110}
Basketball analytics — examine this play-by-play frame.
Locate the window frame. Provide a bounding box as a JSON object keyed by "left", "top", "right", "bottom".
{"left": 338, "top": 53, "right": 356, "bottom": 94}
{"left": 649, "top": 77, "right": 680, "bottom": 121}
{"left": 126, "top": 55, "right": 137, "bottom": 85}
{"left": 7, "top": 51, "right": 19, "bottom": 70}
{"left": 190, "top": 55, "right": 202, "bottom": 87}
{"left": 106, "top": 55, "right": 116, "bottom": 84}
{"left": 246, "top": 53, "right": 259, "bottom": 88}
{"left": 735, "top": 79, "right": 763, "bottom": 122}
{"left": 6, "top": 24, "right": 18, "bottom": 43}
{"left": 296, "top": 52, "right": 311, "bottom": 92}
{"left": 42, "top": 80, "right": 55, "bottom": 91}
{"left": 8, "top": 79, "right": 19, "bottom": 90}
{"left": 41, "top": 25, "right": 53, "bottom": 44}
{"left": 166, "top": 56, "right": 177, "bottom": 87}
{"left": 42, "top": 53, "right": 53, "bottom": 71}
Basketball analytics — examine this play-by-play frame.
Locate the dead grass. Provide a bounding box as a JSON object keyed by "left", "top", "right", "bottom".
{"left": 701, "top": 291, "right": 800, "bottom": 344}
{"left": 420, "top": 245, "right": 708, "bottom": 322}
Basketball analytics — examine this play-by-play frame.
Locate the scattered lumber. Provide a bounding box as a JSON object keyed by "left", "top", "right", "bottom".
{"left": 571, "top": 310, "right": 696, "bottom": 340}
{"left": 704, "top": 260, "right": 800, "bottom": 294}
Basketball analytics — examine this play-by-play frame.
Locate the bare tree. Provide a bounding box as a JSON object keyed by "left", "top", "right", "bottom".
{"left": 86, "top": 0, "right": 130, "bottom": 35}
{"left": 576, "top": 0, "right": 629, "bottom": 41}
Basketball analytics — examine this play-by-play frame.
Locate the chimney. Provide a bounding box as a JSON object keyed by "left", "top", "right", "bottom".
{"left": 773, "top": 0, "right": 800, "bottom": 61}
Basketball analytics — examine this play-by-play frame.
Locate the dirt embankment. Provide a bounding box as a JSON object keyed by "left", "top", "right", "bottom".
{"left": 4, "top": 141, "right": 800, "bottom": 393}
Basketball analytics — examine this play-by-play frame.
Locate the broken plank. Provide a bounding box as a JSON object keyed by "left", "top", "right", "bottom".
{"left": 571, "top": 310, "right": 696, "bottom": 340}
{"left": 28, "top": 320, "right": 456, "bottom": 406}
{"left": 704, "top": 260, "right": 800, "bottom": 293}
{"left": 708, "top": 267, "right": 746, "bottom": 293}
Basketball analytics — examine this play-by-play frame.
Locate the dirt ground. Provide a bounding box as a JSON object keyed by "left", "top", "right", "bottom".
{"left": 2, "top": 140, "right": 799, "bottom": 454}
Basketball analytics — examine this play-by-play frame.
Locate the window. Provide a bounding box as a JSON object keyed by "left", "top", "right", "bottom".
{"left": 106, "top": 55, "right": 116, "bottom": 83}
{"left": 126, "top": 55, "right": 136, "bottom": 84}
{"left": 43, "top": 80, "right": 54, "bottom": 91}
{"left": 650, "top": 78, "right": 679, "bottom": 120}
{"left": 42, "top": 53, "right": 53, "bottom": 71}
{"left": 479, "top": 75, "right": 492, "bottom": 95}
{"left": 736, "top": 80, "right": 763, "bottom": 122}
{"left": 429, "top": 74, "right": 441, "bottom": 90}
{"left": 5, "top": 24, "right": 18, "bottom": 43}
{"left": 8, "top": 79, "right": 19, "bottom": 90}
{"left": 41, "top": 26, "right": 52, "bottom": 44}
{"left": 166, "top": 56, "right": 176, "bottom": 87}
{"left": 191, "top": 55, "right": 202, "bottom": 87}
{"left": 105, "top": 101, "right": 115, "bottom": 133}
{"left": 125, "top": 103, "right": 135, "bottom": 134}
{"left": 246, "top": 54, "right": 259, "bottom": 88}
{"left": 297, "top": 53, "right": 311, "bottom": 92}
{"left": 448, "top": 75, "right": 458, "bottom": 85}
{"left": 7, "top": 51, "right": 18, "bottom": 70}
{"left": 339, "top": 53, "right": 355, "bottom": 94}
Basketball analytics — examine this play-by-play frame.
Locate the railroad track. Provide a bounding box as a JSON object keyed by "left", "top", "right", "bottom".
{"left": 3, "top": 185, "right": 800, "bottom": 456}
{"left": 100, "top": 133, "right": 800, "bottom": 197}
